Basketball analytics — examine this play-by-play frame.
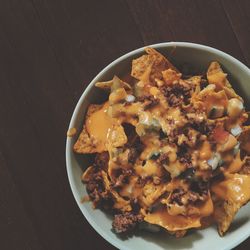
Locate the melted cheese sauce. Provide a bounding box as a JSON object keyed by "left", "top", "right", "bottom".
{"left": 165, "top": 179, "right": 189, "bottom": 192}
{"left": 226, "top": 152, "right": 243, "bottom": 173}
{"left": 144, "top": 207, "right": 201, "bottom": 231}
{"left": 212, "top": 173, "right": 250, "bottom": 203}
{"left": 199, "top": 141, "right": 212, "bottom": 160}
{"left": 86, "top": 102, "right": 115, "bottom": 152}
{"left": 119, "top": 176, "right": 142, "bottom": 198}
{"left": 140, "top": 135, "right": 161, "bottom": 160}
{"left": 167, "top": 204, "right": 186, "bottom": 216}
{"left": 198, "top": 194, "right": 214, "bottom": 217}
{"left": 167, "top": 107, "right": 187, "bottom": 127}
{"left": 141, "top": 183, "right": 168, "bottom": 207}
{"left": 135, "top": 160, "right": 163, "bottom": 178}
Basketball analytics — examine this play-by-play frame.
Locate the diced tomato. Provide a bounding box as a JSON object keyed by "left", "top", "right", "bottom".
{"left": 212, "top": 126, "right": 229, "bottom": 144}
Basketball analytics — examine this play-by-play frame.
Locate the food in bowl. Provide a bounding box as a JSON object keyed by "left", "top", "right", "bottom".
{"left": 73, "top": 47, "right": 250, "bottom": 238}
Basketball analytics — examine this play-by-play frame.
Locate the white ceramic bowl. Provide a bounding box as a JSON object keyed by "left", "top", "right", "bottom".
{"left": 66, "top": 42, "right": 250, "bottom": 250}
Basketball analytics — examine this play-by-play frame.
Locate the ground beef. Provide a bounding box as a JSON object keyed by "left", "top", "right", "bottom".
{"left": 191, "top": 120, "right": 214, "bottom": 136}
{"left": 169, "top": 188, "right": 186, "bottom": 205}
{"left": 86, "top": 170, "right": 113, "bottom": 209}
{"left": 161, "top": 82, "right": 192, "bottom": 107}
{"left": 86, "top": 170, "right": 103, "bottom": 194}
{"left": 167, "top": 128, "right": 179, "bottom": 143}
{"left": 138, "top": 95, "right": 159, "bottom": 110}
{"left": 112, "top": 212, "right": 144, "bottom": 233}
{"left": 190, "top": 180, "right": 209, "bottom": 196}
{"left": 136, "top": 176, "right": 148, "bottom": 186}
{"left": 177, "top": 145, "right": 192, "bottom": 168}
{"left": 185, "top": 111, "right": 215, "bottom": 138}
{"left": 157, "top": 153, "right": 169, "bottom": 165}
{"left": 239, "top": 158, "right": 250, "bottom": 174}
{"left": 178, "top": 167, "right": 195, "bottom": 180}
{"left": 186, "top": 129, "right": 200, "bottom": 147}
{"left": 187, "top": 191, "right": 203, "bottom": 203}
{"left": 113, "top": 169, "right": 133, "bottom": 187}
{"left": 179, "top": 154, "right": 191, "bottom": 166}
{"left": 169, "top": 180, "right": 208, "bottom": 206}
{"left": 159, "top": 129, "right": 167, "bottom": 139}
{"left": 168, "top": 93, "right": 184, "bottom": 107}
{"left": 127, "top": 136, "right": 144, "bottom": 164}
{"left": 94, "top": 152, "right": 109, "bottom": 170}
{"left": 186, "top": 111, "right": 206, "bottom": 123}
{"left": 170, "top": 188, "right": 206, "bottom": 206}
{"left": 128, "top": 148, "right": 139, "bottom": 164}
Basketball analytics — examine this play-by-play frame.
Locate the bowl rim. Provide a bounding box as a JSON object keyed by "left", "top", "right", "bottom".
{"left": 66, "top": 42, "right": 250, "bottom": 250}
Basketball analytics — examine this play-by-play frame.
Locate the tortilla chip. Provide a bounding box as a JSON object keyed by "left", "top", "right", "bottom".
{"left": 238, "top": 156, "right": 250, "bottom": 174}
{"left": 207, "top": 62, "right": 231, "bottom": 89}
{"left": 162, "top": 69, "right": 182, "bottom": 85}
{"left": 95, "top": 75, "right": 131, "bottom": 90}
{"left": 73, "top": 126, "right": 98, "bottom": 154}
{"left": 201, "top": 90, "right": 228, "bottom": 117}
{"left": 239, "top": 126, "right": 250, "bottom": 154}
{"left": 196, "top": 84, "right": 216, "bottom": 99}
{"left": 144, "top": 207, "right": 201, "bottom": 231}
{"left": 213, "top": 200, "right": 239, "bottom": 236}
{"left": 223, "top": 86, "right": 242, "bottom": 100}
{"left": 67, "top": 127, "right": 77, "bottom": 137}
{"left": 106, "top": 123, "right": 127, "bottom": 148}
{"left": 187, "top": 75, "right": 202, "bottom": 85}
{"left": 74, "top": 104, "right": 103, "bottom": 154}
{"left": 131, "top": 47, "right": 178, "bottom": 84}
{"left": 82, "top": 165, "right": 95, "bottom": 182}
{"left": 168, "top": 230, "right": 187, "bottom": 238}
{"left": 101, "top": 170, "right": 132, "bottom": 212}
{"left": 212, "top": 173, "right": 250, "bottom": 235}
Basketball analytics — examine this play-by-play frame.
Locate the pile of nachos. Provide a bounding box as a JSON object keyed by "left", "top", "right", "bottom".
{"left": 72, "top": 48, "right": 250, "bottom": 237}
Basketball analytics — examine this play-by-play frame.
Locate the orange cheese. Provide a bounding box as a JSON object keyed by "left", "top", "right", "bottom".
{"left": 119, "top": 176, "right": 142, "bottom": 199}
{"left": 145, "top": 193, "right": 213, "bottom": 231}
{"left": 207, "top": 71, "right": 227, "bottom": 89}
{"left": 204, "top": 90, "right": 228, "bottom": 116}
{"left": 199, "top": 194, "right": 214, "bottom": 217}
{"left": 140, "top": 183, "right": 168, "bottom": 207}
{"left": 166, "top": 107, "right": 187, "bottom": 127}
{"left": 226, "top": 152, "right": 243, "bottom": 173}
{"left": 135, "top": 160, "right": 163, "bottom": 178}
{"left": 212, "top": 173, "right": 250, "bottom": 203}
{"left": 86, "top": 102, "right": 115, "bottom": 152}
{"left": 144, "top": 207, "right": 201, "bottom": 231}
{"left": 199, "top": 141, "right": 212, "bottom": 160}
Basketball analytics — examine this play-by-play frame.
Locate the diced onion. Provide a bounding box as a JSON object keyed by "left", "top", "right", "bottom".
{"left": 230, "top": 125, "right": 242, "bottom": 136}
{"left": 233, "top": 142, "right": 241, "bottom": 155}
{"left": 207, "top": 153, "right": 221, "bottom": 170}
{"left": 227, "top": 98, "right": 244, "bottom": 118}
{"left": 126, "top": 94, "right": 135, "bottom": 103}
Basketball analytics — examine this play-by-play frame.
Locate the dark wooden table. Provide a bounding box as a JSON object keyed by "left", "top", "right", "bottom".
{"left": 1, "top": 0, "right": 250, "bottom": 249}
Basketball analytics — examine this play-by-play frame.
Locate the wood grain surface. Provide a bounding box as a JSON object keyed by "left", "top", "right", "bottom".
{"left": 0, "top": 0, "right": 250, "bottom": 249}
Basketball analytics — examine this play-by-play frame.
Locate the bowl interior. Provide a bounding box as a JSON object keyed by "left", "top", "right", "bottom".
{"left": 66, "top": 42, "right": 250, "bottom": 250}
